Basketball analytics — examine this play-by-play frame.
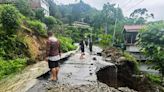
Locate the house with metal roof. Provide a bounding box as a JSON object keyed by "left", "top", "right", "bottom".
{"left": 123, "top": 25, "right": 146, "bottom": 60}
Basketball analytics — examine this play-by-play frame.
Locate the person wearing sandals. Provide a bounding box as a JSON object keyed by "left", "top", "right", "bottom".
{"left": 46, "top": 31, "right": 61, "bottom": 81}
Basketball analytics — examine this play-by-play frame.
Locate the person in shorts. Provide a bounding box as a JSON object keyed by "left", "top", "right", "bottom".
{"left": 46, "top": 31, "right": 61, "bottom": 81}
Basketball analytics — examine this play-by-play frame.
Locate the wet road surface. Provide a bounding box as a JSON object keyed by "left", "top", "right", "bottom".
{"left": 27, "top": 47, "right": 104, "bottom": 92}
{"left": 27, "top": 46, "right": 137, "bottom": 92}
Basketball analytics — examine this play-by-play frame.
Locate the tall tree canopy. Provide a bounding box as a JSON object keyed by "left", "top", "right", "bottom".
{"left": 129, "top": 8, "right": 154, "bottom": 24}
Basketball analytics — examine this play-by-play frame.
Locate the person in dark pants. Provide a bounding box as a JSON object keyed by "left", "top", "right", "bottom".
{"left": 85, "top": 38, "right": 88, "bottom": 47}
{"left": 46, "top": 31, "right": 61, "bottom": 81}
{"left": 79, "top": 39, "right": 85, "bottom": 59}
{"left": 89, "top": 41, "right": 93, "bottom": 53}
{"left": 88, "top": 35, "right": 93, "bottom": 54}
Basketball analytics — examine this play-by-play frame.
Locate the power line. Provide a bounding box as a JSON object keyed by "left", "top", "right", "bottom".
{"left": 121, "top": 0, "right": 132, "bottom": 8}
{"left": 125, "top": 0, "right": 144, "bottom": 12}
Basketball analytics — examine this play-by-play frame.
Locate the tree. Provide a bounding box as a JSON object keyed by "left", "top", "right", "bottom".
{"left": 101, "top": 3, "right": 124, "bottom": 34}
{"left": 98, "top": 34, "right": 112, "bottom": 46}
{"left": 47, "top": 0, "right": 62, "bottom": 19}
{"left": 130, "top": 8, "right": 154, "bottom": 24}
{"left": 71, "top": 0, "right": 91, "bottom": 21}
{"left": 15, "top": 0, "right": 34, "bottom": 17}
{"left": 137, "top": 22, "right": 164, "bottom": 79}
{"left": 1, "top": 5, "right": 20, "bottom": 33}
{"left": 35, "top": 8, "right": 45, "bottom": 22}
{"left": 44, "top": 16, "right": 57, "bottom": 30}
{"left": 0, "top": 5, "right": 28, "bottom": 60}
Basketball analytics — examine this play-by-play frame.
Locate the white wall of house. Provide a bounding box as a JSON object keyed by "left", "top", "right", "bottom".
{"left": 126, "top": 45, "right": 140, "bottom": 52}
{"left": 40, "top": 0, "right": 49, "bottom": 16}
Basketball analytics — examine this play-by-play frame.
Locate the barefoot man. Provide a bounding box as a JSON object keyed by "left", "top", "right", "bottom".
{"left": 46, "top": 31, "right": 61, "bottom": 81}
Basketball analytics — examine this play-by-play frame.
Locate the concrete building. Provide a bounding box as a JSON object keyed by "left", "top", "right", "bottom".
{"left": 123, "top": 25, "right": 146, "bottom": 60}
{"left": 29, "top": 0, "right": 49, "bottom": 16}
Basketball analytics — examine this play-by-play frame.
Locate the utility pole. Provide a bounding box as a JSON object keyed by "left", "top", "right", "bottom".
{"left": 112, "top": 4, "right": 119, "bottom": 46}
{"left": 112, "top": 18, "right": 117, "bottom": 45}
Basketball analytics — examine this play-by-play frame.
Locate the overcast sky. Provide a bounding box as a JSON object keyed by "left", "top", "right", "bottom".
{"left": 55, "top": 0, "right": 164, "bottom": 21}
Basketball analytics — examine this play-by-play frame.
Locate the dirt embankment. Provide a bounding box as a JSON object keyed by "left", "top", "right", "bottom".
{"left": 18, "top": 26, "right": 47, "bottom": 63}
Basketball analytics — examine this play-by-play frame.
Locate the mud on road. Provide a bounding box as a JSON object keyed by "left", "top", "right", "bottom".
{"left": 28, "top": 80, "right": 137, "bottom": 92}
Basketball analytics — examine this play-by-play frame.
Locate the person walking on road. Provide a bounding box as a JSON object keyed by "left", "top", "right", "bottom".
{"left": 79, "top": 39, "right": 85, "bottom": 59}
{"left": 85, "top": 38, "right": 88, "bottom": 47}
{"left": 88, "top": 35, "right": 93, "bottom": 54}
{"left": 46, "top": 31, "right": 61, "bottom": 81}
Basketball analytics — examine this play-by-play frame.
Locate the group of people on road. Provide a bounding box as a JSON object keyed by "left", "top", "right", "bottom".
{"left": 79, "top": 35, "right": 93, "bottom": 59}
{"left": 45, "top": 31, "right": 93, "bottom": 82}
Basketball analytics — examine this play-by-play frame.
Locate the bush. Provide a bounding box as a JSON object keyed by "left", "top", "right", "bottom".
{"left": 98, "top": 34, "right": 112, "bottom": 47}
{"left": 123, "top": 52, "right": 139, "bottom": 73}
{"left": 0, "top": 5, "right": 21, "bottom": 33}
{"left": 58, "top": 36, "right": 77, "bottom": 52}
{"left": 15, "top": 0, "right": 34, "bottom": 17}
{"left": 146, "top": 74, "right": 161, "bottom": 84}
{"left": 44, "top": 16, "right": 57, "bottom": 30}
{"left": 0, "top": 6, "right": 3, "bottom": 23}
{"left": 0, "top": 5, "right": 28, "bottom": 60}
{"left": 0, "top": 32, "right": 28, "bottom": 60}
{"left": 26, "top": 20, "right": 47, "bottom": 36}
{"left": 137, "top": 21, "right": 164, "bottom": 77}
{"left": 0, "top": 58, "right": 26, "bottom": 80}
{"left": 64, "top": 26, "right": 91, "bottom": 42}
{"left": 35, "top": 8, "right": 45, "bottom": 21}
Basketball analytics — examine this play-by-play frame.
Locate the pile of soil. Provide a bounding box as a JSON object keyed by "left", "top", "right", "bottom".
{"left": 45, "top": 82, "right": 137, "bottom": 92}
{"left": 102, "top": 47, "right": 124, "bottom": 63}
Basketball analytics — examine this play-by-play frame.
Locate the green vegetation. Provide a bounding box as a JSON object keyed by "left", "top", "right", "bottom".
{"left": 44, "top": 16, "right": 57, "bottom": 30}
{"left": 129, "top": 8, "right": 154, "bottom": 24}
{"left": 123, "top": 52, "right": 139, "bottom": 74}
{"left": 62, "top": 26, "right": 92, "bottom": 42}
{"left": 0, "top": 4, "right": 77, "bottom": 80}
{"left": 0, "top": 5, "right": 26, "bottom": 60}
{"left": 137, "top": 22, "right": 164, "bottom": 77}
{"left": 47, "top": 1, "right": 155, "bottom": 47}
{"left": 0, "top": 0, "right": 162, "bottom": 88}
{"left": 146, "top": 74, "right": 161, "bottom": 84}
{"left": 0, "top": 58, "right": 26, "bottom": 80}
{"left": 34, "top": 8, "right": 45, "bottom": 22}
{"left": 15, "top": 0, "right": 34, "bottom": 17}
{"left": 26, "top": 20, "right": 47, "bottom": 36}
{"left": 51, "top": 1, "right": 125, "bottom": 46}
{"left": 59, "top": 37, "right": 77, "bottom": 52}
{"left": 0, "top": 5, "right": 28, "bottom": 79}
{"left": 1, "top": 5, "right": 21, "bottom": 32}
{"left": 98, "top": 34, "right": 112, "bottom": 47}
